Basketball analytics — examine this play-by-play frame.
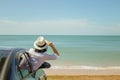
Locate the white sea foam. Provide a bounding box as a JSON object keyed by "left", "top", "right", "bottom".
{"left": 51, "top": 65, "right": 120, "bottom": 70}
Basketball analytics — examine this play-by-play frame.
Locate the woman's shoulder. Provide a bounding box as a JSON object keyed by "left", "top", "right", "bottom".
{"left": 28, "top": 48, "right": 36, "bottom": 54}
{"left": 28, "top": 48, "right": 37, "bottom": 53}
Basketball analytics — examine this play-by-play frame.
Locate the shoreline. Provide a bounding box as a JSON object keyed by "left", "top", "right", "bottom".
{"left": 44, "top": 68, "right": 120, "bottom": 75}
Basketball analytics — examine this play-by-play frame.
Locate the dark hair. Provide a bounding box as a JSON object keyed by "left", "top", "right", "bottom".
{"left": 35, "top": 48, "right": 47, "bottom": 53}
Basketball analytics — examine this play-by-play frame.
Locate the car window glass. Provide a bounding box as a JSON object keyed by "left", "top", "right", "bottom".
{"left": 16, "top": 51, "right": 33, "bottom": 79}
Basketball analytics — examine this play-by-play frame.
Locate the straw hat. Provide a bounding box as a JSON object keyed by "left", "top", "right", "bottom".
{"left": 34, "top": 36, "right": 48, "bottom": 50}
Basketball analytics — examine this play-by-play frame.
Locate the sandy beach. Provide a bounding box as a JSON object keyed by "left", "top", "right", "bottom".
{"left": 44, "top": 69, "right": 120, "bottom": 80}
{"left": 47, "top": 75, "right": 120, "bottom": 80}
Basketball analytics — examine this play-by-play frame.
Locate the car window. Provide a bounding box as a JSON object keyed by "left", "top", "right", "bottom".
{"left": 16, "top": 51, "right": 34, "bottom": 80}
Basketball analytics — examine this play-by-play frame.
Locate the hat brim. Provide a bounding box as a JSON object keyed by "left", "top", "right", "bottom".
{"left": 34, "top": 40, "right": 48, "bottom": 50}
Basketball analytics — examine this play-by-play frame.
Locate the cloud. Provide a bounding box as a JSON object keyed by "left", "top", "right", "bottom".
{"left": 0, "top": 19, "right": 120, "bottom": 35}
{"left": 0, "top": 19, "right": 89, "bottom": 26}
{"left": 0, "top": 19, "right": 90, "bottom": 35}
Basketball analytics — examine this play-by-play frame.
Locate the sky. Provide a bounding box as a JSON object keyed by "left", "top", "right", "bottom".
{"left": 0, "top": 0, "right": 120, "bottom": 35}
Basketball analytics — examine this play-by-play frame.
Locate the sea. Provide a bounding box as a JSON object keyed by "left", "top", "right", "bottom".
{"left": 0, "top": 35, "right": 120, "bottom": 70}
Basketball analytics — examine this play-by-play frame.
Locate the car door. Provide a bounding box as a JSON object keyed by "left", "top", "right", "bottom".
{"left": 15, "top": 50, "right": 47, "bottom": 80}
{"left": 16, "top": 50, "right": 35, "bottom": 80}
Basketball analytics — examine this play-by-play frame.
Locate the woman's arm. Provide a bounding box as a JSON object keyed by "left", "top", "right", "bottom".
{"left": 47, "top": 41, "right": 60, "bottom": 56}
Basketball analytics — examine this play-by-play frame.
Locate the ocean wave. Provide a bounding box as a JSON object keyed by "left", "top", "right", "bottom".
{"left": 51, "top": 65, "right": 120, "bottom": 70}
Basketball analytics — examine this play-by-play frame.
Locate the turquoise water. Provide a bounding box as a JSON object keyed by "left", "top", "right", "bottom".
{"left": 0, "top": 35, "right": 120, "bottom": 69}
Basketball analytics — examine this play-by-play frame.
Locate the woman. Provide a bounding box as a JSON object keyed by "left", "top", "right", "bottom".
{"left": 28, "top": 36, "right": 60, "bottom": 70}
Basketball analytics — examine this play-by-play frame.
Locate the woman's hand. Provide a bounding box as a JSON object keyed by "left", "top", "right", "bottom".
{"left": 47, "top": 41, "right": 54, "bottom": 47}
{"left": 47, "top": 41, "right": 59, "bottom": 56}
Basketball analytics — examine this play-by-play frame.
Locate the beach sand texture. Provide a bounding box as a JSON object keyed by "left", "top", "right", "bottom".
{"left": 47, "top": 75, "right": 120, "bottom": 80}
{"left": 44, "top": 69, "right": 120, "bottom": 80}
